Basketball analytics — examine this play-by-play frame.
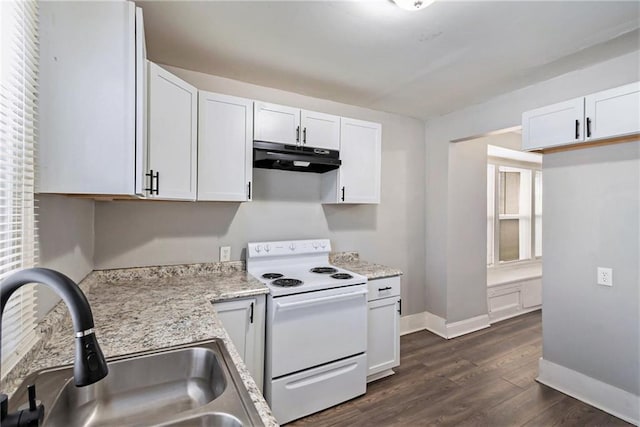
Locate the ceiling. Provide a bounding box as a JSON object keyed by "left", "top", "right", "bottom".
{"left": 137, "top": 1, "right": 640, "bottom": 120}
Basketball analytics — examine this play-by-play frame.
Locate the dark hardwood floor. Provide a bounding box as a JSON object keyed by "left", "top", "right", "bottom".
{"left": 288, "top": 311, "right": 631, "bottom": 427}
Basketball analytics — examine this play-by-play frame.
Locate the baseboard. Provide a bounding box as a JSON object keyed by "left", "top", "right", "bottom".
{"left": 401, "top": 311, "right": 491, "bottom": 339}
{"left": 367, "top": 369, "right": 396, "bottom": 383}
{"left": 446, "top": 314, "right": 491, "bottom": 338}
{"left": 489, "top": 305, "right": 541, "bottom": 324}
{"left": 400, "top": 311, "right": 448, "bottom": 338}
{"left": 425, "top": 311, "right": 448, "bottom": 338}
{"left": 400, "top": 312, "right": 427, "bottom": 335}
{"left": 538, "top": 358, "right": 639, "bottom": 425}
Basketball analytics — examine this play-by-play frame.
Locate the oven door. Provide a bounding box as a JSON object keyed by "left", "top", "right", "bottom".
{"left": 267, "top": 284, "right": 368, "bottom": 378}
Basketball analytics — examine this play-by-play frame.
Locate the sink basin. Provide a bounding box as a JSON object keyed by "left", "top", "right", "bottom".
{"left": 9, "top": 340, "right": 264, "bottom": 427}
{"left": 159, "top": 414, "right": 243, "bottom": 427}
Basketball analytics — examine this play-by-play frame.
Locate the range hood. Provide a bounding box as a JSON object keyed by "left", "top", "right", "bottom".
{"left": 253, "top": 141, "right": 341, "bottom": 173}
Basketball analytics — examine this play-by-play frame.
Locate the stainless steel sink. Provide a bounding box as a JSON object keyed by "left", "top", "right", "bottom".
{"left": 9, "top": 340, "right": 264, "bottom": 427}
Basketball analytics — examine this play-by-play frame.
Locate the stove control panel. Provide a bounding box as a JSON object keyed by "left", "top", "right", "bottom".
{"left": 247, "top": 239, "right": 331, "bottom": 258}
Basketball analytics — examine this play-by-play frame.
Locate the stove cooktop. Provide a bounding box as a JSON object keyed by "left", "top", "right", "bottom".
{"left": 251, "top": 265, "right": 366, "bottom": 296}
{"left": 247, "top": 239, "right": 368, "bottom": 296}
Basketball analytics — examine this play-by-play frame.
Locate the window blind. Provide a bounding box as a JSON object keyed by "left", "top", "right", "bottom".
{"left": 0, "top": 0, "right": 40, "bottom": 378}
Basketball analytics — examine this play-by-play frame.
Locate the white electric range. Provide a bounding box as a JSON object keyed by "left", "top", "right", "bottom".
{"left": 247, "top": 239, "right": 368, "bottom": 425}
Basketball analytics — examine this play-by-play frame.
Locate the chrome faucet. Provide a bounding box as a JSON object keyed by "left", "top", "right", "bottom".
{"left": 0, "top": 268, "right": 108, "bottom": 426}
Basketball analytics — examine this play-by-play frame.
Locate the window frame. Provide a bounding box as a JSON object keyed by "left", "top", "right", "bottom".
{"left": 487, "top": 157, "right": 542, "bottom": 269}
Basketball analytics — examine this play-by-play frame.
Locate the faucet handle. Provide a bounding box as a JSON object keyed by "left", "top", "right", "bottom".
{"left": 1, "top": 393, "right": 8, "bottom": 420}
{"left": 27, "top": 385, "right": 37, "bottom": 411}
{"left": 18, "top": 384, "right": 44, "bottom": 427}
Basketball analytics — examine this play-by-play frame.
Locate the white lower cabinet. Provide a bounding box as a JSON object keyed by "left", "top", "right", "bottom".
{"left": 367, "top": 276, "right": 401, "bottom": 382}
{"left": 212, "top": 295, "right": 265, "bottom": 391}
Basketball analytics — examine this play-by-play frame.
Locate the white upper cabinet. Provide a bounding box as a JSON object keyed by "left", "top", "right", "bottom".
{"left": 522, "top": 81, "right": 640, "bottom": 152}
{"left": 134, "top": 7, "right": 148, "bottom": 196}
{"left": 322, "top": 118, "right": 381, "bottom": 204}
{"left": 522, "top": 98, "right": 585, "bottom": 151}
{"left": 198, "top": 92, "right": 253, "bottom": 202}
{"left": 585, "top": 82, "right": 640, "bottom": 141}
{"left": 254, "top": 102, "right": 341, "bottom": 150}
{"left": 146, "top": 62, "right": 198, "bottom": 200}
{"left": 38, "top": 1, "right": 145, "bottom": 195}
{"left": 254, "top": 102, "right": 300, "bottom": 145}
{"left": 339, "top": 118, "right": 382, "bottom": 204}
{"left": 300, "top": 110, "right": 341, "bottom": 150}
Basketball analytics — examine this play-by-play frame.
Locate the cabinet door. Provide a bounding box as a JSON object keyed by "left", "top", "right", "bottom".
{"left": 147, "top": 62, "right": 198, "bottom": 200}
{"left": 37, "top": 1, "right": 137, "bottom": 194}
{"left": 367, "top": 296, "right": 400, "bottom": 377}
{"left": 300, "top": 110, "right": 340, "bottom": 150}
{"left": 198, "top": 92, "right": 253, "bottom": 201}
{"left": 134, "top": 7, "right": 148, "bottom": 196}
{"left": 213, "top": 296, "right": 264, "bottom": 390}
{"left": 254, "top": 102, "right": 300, "bottom": 145}
{"left": 339, "top": 118, "right": 381, "bottom": 204}
{"left": 522, "top": 98, "right": 584, "bottom": 151}
{"left": 585, "top": 82, "right": 640, "bottom": 141}
{"left": 213, "top": 298, "right": 256, "bottom": 370}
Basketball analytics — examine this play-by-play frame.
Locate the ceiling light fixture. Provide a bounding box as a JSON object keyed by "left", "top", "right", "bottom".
{"left": 392, "top": 0, "right": 435, "bottom": 11}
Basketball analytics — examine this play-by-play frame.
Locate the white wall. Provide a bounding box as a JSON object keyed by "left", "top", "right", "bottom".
{"left": 36, "top": 195, "right": 94, "bottom": 320}
{"left": 543, "top": 141, "right": 639, "bottom": 396}
{"left": 444, "top": 132, "right": 523, "bottom": 322}
{"left": 447, "top": 139, "right": 489, "bottom": 322}
{"left": 92, "top": 65, "right": 427, "bottom": 316}
{"left": 424, "top": 50, "right": 639, "bottom": 399}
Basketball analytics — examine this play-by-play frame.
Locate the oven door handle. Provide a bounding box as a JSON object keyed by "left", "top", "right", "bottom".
{"left": 275, "top": 289, "right": 367, "bottom": 311}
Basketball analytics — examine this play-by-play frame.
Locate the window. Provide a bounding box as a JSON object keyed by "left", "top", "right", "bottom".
{"left": 1, "top": 0, "right": 40, "bottom": 377}
{"left": 487, "top": 146, "right": 542, "bottom": 267}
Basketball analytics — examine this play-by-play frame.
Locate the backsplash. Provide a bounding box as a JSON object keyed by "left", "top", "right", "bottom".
{"left": 94, "top": 261, "right": 246, "bottom": 282}
{"left": 329, "top": 251, "right": 360, "bottom": 264}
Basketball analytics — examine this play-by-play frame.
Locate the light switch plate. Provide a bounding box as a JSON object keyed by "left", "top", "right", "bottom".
{"left": 220, "top": 246, "right": 231, "bottom": 262}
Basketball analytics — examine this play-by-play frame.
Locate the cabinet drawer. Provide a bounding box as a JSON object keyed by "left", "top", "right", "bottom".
{"left": 367, "top": 276, "right": 400, "bottom": 301}
{"left": 268, "top": 353, "right": 367, "bottom": 425}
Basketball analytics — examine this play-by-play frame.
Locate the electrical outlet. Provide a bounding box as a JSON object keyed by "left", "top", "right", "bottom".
{"left": 220, "top": 246, "right": 231, "bottom": 262}
{"left": 597, "top": 267, "right": 613, "bottom": 287}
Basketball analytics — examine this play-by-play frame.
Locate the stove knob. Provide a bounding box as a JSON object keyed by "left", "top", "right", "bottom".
{"left": 320, "top": 242, "right": 326, "bottom": 249}
{"left": 264, "top": 244, "right": 271, "bottom": 253}
{"left": 255, "top": 245, "right": 262, "bottom": 253}
{"left": 312, "top": 241, "right": 319, "bottom": 249}
{"left": 289, "top": 243, "right": 296, "bottom": 251}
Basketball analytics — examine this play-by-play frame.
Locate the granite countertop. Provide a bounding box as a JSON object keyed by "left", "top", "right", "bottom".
{"left": 331, "top": 252, "right": 403, "bottom": 280}
{"left": 1, "top": 262, "right": 277, "bottom": 427}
